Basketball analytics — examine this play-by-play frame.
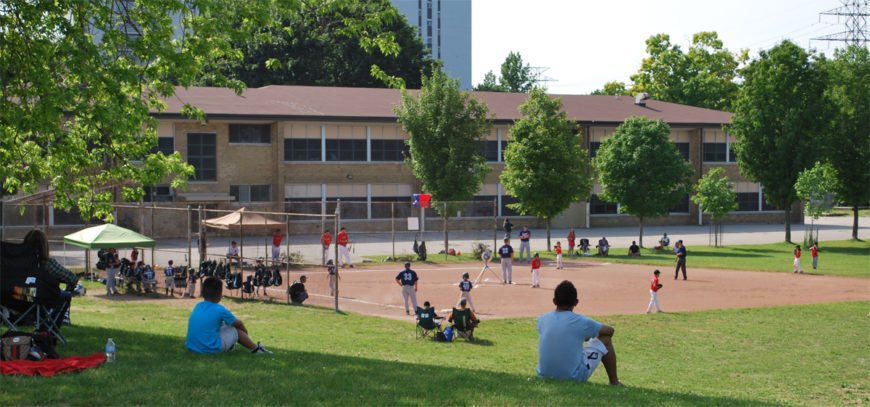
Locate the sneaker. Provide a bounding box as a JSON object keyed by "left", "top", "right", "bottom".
{"left": 251, "top": 342, "right": 272, "bottom": 354}
{"left": 349, "top": 265, "right": 354, "bottom": 268}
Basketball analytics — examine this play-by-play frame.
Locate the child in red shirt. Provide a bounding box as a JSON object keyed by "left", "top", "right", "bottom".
{"left": 810, "top": 242, "right": 819, "bottom": 270}
{"left": 554, "top": 242, "right": 563, "bottom": 269}
{"left": 646, "top": 269, "right": 663, "bottom": 313}
{"left": 530, "top": 253, "right": 542, "bottom": 288}
{"left": 793, "top": 245, "right": 804, "bottom": 274}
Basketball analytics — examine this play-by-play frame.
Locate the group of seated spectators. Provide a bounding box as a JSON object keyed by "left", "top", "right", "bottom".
{"left": 567, "top": 233, "right": 677, "bottom": 258}
{"left": 415, "top": 299, "right": 479, "bottom": 341}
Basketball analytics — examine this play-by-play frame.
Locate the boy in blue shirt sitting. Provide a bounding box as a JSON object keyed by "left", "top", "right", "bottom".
{"left": 185, "top": 277, "right": 271, "bottom": 354}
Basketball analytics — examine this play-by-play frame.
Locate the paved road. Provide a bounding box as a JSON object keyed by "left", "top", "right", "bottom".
{"left": 50, "top": 215, "right": 869, "bottom": 269}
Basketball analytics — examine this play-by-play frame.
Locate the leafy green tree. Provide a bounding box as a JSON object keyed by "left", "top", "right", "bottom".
{"left": 730, "top": 40, "right": 830, "bottom": 243}
{"left": 591, "top": 81, "right": 631, "bottom": 96}
{"left": 822, "top": 45, "right": 870, "bottom": 239}
{"left": 795, "top": 162, "right": 837, "bottom": 246}
{"left": 200, "top": 0, "right": 433, "bottom": 89}
{"left": 474, "top": 51, "right": 536, "bottom": 93}
{"left": 395, "top": 68, "right": 492, "bottom": 252}
{"left": 475, "top": 70, "right": 505, "bottom": 92}
{"left": 593, "top": 116, "right": 693, "bottom": 247}
{"left": 500, "top": 88, "right": 592, "bottom": 250}
{"left": 691, "top": 167, "right": 737, "bottom": 246}
{"left": 630, "top": 32, "right": 743, "bottom": 111}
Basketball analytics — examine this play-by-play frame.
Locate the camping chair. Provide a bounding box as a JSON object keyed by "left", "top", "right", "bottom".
{"left": 415, "top": 307, "right": 443, "bottom": 339}
{"left": 0, "top": 241, "right": 67, "bottom": 344}
{"left": 449, "top": 308, "right": 478, "bottom": 342}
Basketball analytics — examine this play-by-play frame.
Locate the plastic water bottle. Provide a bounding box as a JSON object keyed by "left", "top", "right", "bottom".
{"left": 106, "top": 338, "right": 116, "bottom": 362}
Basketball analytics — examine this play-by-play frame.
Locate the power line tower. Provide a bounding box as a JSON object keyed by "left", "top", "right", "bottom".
{"left": 811, "top": 0, "right": 869, "bottom": 47}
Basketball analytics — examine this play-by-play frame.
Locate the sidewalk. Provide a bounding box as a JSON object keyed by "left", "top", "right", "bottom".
{"left": 52, "top": 216, "right": 869, "bottom": 269}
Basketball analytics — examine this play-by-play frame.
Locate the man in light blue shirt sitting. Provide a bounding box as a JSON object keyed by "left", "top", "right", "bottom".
{"left": 186, "top": 277, "right": 272, "bottom": 354}
{"left": 537, "top": 280, "right": 622, "bottom": 385}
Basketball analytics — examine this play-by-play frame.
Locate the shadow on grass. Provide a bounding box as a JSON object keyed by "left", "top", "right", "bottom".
{"left": 1, "top": 325, "right": 778, "bottom": 407}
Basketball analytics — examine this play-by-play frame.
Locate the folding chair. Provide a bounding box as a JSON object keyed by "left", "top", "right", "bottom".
{"left": 415, "top": 307, "right": 442, "bottom": 339}
{"left": 449, "top": 308, "right": 478, "bottom": 342}
{"left": 1, "top": 241, "right": 67, "bottom": 344}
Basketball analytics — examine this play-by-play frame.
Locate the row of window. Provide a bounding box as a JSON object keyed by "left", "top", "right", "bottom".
{"left": 589, "top": 192, "right": 777, "bottom": 215}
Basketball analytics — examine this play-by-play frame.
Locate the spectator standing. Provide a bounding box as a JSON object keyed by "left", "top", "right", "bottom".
{"left": 320, "top": 229, "right": 332, "bottom": 265}
{"left": 105, "top": 247, "right": 120, "bottom": 296}
{"left": 337, "top": 227, "right": 353, "bottom": 268}
{"left": 503, "top": 218, "right": 514, "bottom": 238}
{"left": 810, "top": 242, "right": 819, "bottom": 270}
{"left": 272, "top": 229, "right": 285, "bottom": 266}
{"left": 646, "top": 270, "right": 663, "bottom": 313}
{"left": 567, "top": 228, "right": 576, "bottom": 255}
{"left": 498, "top": 238, "right": 514, "bottom": 284}
{"left": 674, "top": 240, "right": 687, "bottom": 280}
{"left": 395, "top": 262, "right": 419, "bottom": 315}
{"left": 530, "top": 253, "right": 542, "bottom": 288}
{"left": 518, "top": 225, "right": 532, "bottom": 263}
{"left": 326, "top": 260, "right": 337, "bottom": 296}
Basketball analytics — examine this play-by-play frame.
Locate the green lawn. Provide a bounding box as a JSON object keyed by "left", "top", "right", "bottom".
{"left": 369, "top": 240, "right": 870, "bottom": 278}
{"left": 2, "top": 293, "right": 868, "bottom": 406}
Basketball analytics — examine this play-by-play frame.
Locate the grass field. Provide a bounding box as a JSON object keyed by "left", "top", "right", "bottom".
{"left": 2, "top": 293, "right": 867, "bottom": 406}
{"left": 369, "top": 240, "right": 870, "bottom": 278}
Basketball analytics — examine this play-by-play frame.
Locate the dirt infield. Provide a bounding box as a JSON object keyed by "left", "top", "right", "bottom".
{"left": 266, "top": 259, "right": 870, "bottom": 321}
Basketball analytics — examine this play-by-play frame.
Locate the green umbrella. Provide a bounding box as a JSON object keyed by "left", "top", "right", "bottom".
{"left": 63, "top": 224, "right": 155, "bottom": 249}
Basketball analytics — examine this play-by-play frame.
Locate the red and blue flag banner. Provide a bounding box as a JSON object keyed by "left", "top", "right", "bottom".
{"left": 412, "top": 194, "right": 431, "bottom": 208}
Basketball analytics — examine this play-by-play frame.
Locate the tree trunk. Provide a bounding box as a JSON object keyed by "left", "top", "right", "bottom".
{"left": 784, "top": 204, "right": 792, "bottom": 243}
{"left": 546, "top": 218, "right": 551, "bottom": 251}
{"left": 638, "top": 217, "right": 644, "bottom": 248}
{"left": 853, "top": 206, "right": 859, "bottom": 240}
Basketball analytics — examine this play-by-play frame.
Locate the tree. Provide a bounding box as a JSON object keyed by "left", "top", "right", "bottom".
{"left": 795, "top": 162, "right": 837, "bottom": 247}
{"left": 593, "top": 116, "right": 693, "bottom": 247}
{"left": 630, "top": 32, "right": 743, "bottom": 111}
{"left": 591, "top": 81, "right": 631, "bottom": 96}
{"left": 691, "top": 168, "right": 737, "bottom": 246}
{"left": 500, "top": 88, "right": 592, "bottom": 250}
{"left": 822, "top": 45, "right": 870, "bottom": 239}
{"left": 475, "top": 70, "right": 505, "bottom": 92}
{"left": 395, "top": 68, "right": 492, "bottom": 254}
{"left": 200, "top": 0, "right": 434, "bottom": 89}
{"left": 730, "top": 40, "right": 830, "bottom": 243}
{"left": 474, "top": 51, "right": 536, "bottom": 93}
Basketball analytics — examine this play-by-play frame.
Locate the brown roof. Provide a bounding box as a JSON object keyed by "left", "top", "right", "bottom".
{"left": 160, "top": 85, "right": 732, "bottom": 126}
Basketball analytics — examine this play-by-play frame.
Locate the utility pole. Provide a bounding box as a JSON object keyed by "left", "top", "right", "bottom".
{"left": 812, "top": 0, "right": 869, "bottom": 47}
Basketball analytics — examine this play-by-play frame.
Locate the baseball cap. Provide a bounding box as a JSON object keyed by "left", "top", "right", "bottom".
{"left": 404, "top": 261, "right": 411, "bottom": 266}
{"left": 300, "top": 275, "right": 307, "bottom": 279}
{"left": 534, "top": 252, "right": 539, "bottom": 257}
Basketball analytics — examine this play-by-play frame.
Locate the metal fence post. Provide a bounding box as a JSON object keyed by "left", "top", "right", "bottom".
{"left": 334, "top": 200, "right": 340, "bottom": 312}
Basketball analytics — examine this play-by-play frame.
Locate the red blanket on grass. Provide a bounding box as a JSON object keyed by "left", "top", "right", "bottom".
{"left": 1, "top": 353, "right": 105, "bottom": 376}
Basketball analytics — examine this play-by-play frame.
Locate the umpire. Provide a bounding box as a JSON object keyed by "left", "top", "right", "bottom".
{"left": 396, "top": 262, "right": 419, "bottom": 315}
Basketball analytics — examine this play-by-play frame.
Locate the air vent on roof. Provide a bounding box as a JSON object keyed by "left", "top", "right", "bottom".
{"left": 634, "top": 92, "right": 649, "bottom": 106}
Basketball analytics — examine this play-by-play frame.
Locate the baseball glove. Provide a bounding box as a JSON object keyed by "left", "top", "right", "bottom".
{"left": 656, "top": 283, "right": 663, "bottom": 289}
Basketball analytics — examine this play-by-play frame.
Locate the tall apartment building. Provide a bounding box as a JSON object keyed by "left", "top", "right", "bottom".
{"left": 392, "top": 0, "right": 472, "bottom": 90}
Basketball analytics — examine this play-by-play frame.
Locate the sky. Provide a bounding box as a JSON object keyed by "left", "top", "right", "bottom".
{"left": 471, "top": 0, "right": 854, "bottom": 95}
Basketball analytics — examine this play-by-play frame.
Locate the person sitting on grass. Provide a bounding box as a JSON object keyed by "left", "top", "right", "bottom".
{"left": 655, "top": 233, "right": 670, "bottom": 250}
{"left": 628, "top": 241, "right": 641, "bottom": 257}
{"left": 289, "top": 275, "right": 308, "bottom": 305}
{"left": 185, "top": 277, "right": 272, "bottom": 354}
{"left": 596, "top": 237, "right": 610, "bottom": 256}
{"left": 537, "top": 280, "right": 622, "bottom": 386}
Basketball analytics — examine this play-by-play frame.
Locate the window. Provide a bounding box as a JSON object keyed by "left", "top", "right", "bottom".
{"left": 736, "top": 192, "right": 758, "bottom": 212}
{"left": 501, "top": 195, "right": 521, "bottom": 217}
{"left": 669, "top": 195, "right": 690, "bottom": 213}
{"left": 229, "top": 124, "right": 271, "bottom": 144}
{"left": 325, "top": 183, "right": 367, "bottom": 219}
{"left": 187, "top": 132, "right": 216, "bottom": 181}
{"left": 230, "top": 185, "right": 271, "bottom": 202}
{"left": 371, "top": 140, "right": 409, "bottom": 162}
{"left": 143, "top": 185, "right": 173, "bottom": 202}
{"left": 703, "top": 131, "right": 736, "bottom": 163}
{"left": 589, "top": 127, "right": 612, "bottom": 158}
{"left": 589, "top": 141, "right": 601, "bottom": 158}
{"left": 675, "top": 143, "right": 690, "bottom": 160}
{"left": 151, "top": 137, "right": 174, "bottom": 155}
{"left": 371, "top": 184, "right": 413, "bottom": 219}
{"left": 476, "top": 140, "right": 499, "bottom": 162}
{"left": 285, "top": 138, "right": 321, "bottom": 161}
{"left": 590, "top": 194, "right": 618, "bottom": 215}
{"left": 325, "top": 126, "right": 366, "bottom": 161}
{"left": 284, "top": 183, "right": 322, "bottom": 220}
